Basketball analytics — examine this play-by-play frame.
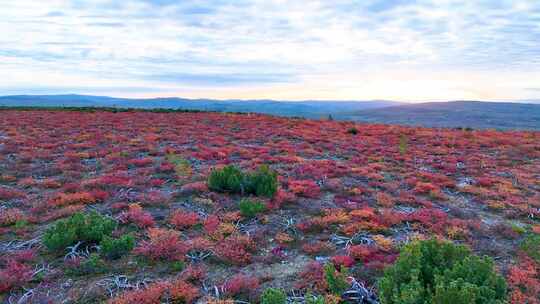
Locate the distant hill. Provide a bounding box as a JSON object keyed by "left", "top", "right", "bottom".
{"left": 341, "top": 101, "right": 540, "bottom": 130}
{"left": 1, "top": 95, "right": 539, "bottom": 130}
{"left": 0, "top": 94, "right": 401, "bottom": 119}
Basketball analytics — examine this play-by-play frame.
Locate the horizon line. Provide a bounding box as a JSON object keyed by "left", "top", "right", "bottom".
{"left": 1, "top": 93, "right": 539, "bottom": 104}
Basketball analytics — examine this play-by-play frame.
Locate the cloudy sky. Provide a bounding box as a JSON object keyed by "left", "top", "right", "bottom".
{"left": 1, "top": 0, "right": 540, "bottom": 101}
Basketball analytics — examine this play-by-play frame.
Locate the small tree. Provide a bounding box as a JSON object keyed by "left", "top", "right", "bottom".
{"left": 100, "top": 234, "right": 135, "bottom": 260}
{"left": 238, "top": 198, "right": 266, "bottom": 218}
{"left": 324, "top": 263, "right": 349, "bottom": 295}
{"left": 246, "top": 165, "right": 278, "bottom": 197}
{"left": 378, "top": 239, "right": 507, "bottom": 304}
{"left": 208, "top": 165, "right": 244, "bottom": 193}
{"left": 520, "top": 234, "right": 540, "bottom": 263}
{"left": 261, "top": 288, "right": 287, "bottom": 304}
{"left": 208, "top": 165, "right": 278, "bottom": 197}
{"left": 43, "top": 211, "right": 116, "bottom": 252}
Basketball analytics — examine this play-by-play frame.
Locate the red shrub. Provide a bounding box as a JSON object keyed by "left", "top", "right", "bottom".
{"left": 348, "top": 244, "right": 397, "bottom": 270}
{"left": 0, "top": 260, "right": 33, "bottom": 293}
{"left": 134, "top": 228, "right": 187, "bottom": 261}
{"left": 169, "top": 279, "right": 199, "bottom": 304}
{"left": 508, "top": 256, "right": 540, "bottom": 304}
{"left": 83, "top": 175, "right": 133, "bottom": 189}
{"left": 149, "top": 178, "right": 165, "bottom": 187}
{"left": 137, "top": 190, "right": 171, "bottom": 206}
{"left": 302, "top": 241, "right": 335, "bottom": 255}
{"left": 41, "top": 178, "right": 62, "bottom": 189}
{"left": 331, "top": 255, "right": 355, "bottom": 269}
{"left": 170, "top": 210, "right": 199, "bottom": 229}
{"left": 215, "top": 235, "right": 256, "bottom": 265}
{"left": 269, "top": 189, "right": 296, "bottom": 209}
{"left": 38, "top": 204, "right": 85, "bottom": 223}
{"left": 128, "top": 157, "right": 153, "bottom": 167}
{"left": 18, "top": 177, "right": 36, "bottom": 188}
{"left": 295, "top": 261, "right": 327, "bottom": 292}
{"left": 2, "top": 249, "right": 36, "bottom": 264}
{"left": 203, "top": 215, "right": 220, "bottom": 235}
{"left": 377, "top": 209, "right": 405, "bottom": 227}
{"left": 50, "top": 191, "right": 96, "bottom": 207}
{"left": 413, "top": 182, "right": 440, "bottom": 195}
{"left": 180, "top": 264, "right": 207, "bottom": 283}
{"left": 120, "top": 203, "right": 155, "bottom": 228}
{"left": 90, "top": 189, "right": 109, "bottom": 201}
{"left": 375, "top": 192, "right": 394, "bottom": 208}
{"left": 0, "top": 208, "right": 26, "bottom": 226}
{"left": 408, "top": 208, "right": 448, "bottom": 234}
{"left": 180, "top": 181, "right": 208, "bottom": 194}
{"left": 186, "top": 237, "right": 214, "bottom": 252}
{"left": 0, "top": 186, "right": 25, "bottom": 200}
{"left": 108, "top": 281, "right": 169, "bottom": 304}
{"left": 477, "top": 177, "right": 496, "bottom": 187}
{"left": 349, "top": 244, "right": 373, "bottom": 261}
{"left": 288, "top": 179, "right": 321, "bottom": 198}
{"left": 157, "top": 162, "right": 175, "bottom": 173}
{"left": 296, "top": 218, "right": 325, "bottom": 234}
{"left": 223, "top": 274, "right": 259, "bottom": 297}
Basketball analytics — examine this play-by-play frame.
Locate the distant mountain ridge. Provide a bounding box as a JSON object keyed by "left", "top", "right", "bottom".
{"left": 341, "top": 100, "right": 540, "bottom": 130}
{"left": 1, "top": 94, "right": 539, "bottom": 130}
{"left": 0, "top": 94, "right": 401, "bottom": 119}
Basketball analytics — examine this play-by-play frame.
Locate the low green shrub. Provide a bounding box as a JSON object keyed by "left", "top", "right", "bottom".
{"left": 238, "top": 198, "right": 266, "bottom": 218}
{"left": 208, "top": 165, "right": 278, "bottom": 197}
{"left": 347, "top": 127, "right": 358, "bottom": 135}
{"left": 166, "top": 153, "right": 192, "bottom": 178}
{"left": 208, "top": 165, "right": 244, "bottom": 193}
{"left": 170, "top": 260, "right": 186, "bottom": 272}
{"left": 245, "top": 165, "right": 278, "bottom": 197}
{"left": 261, "top": 287, "right": 287, "bottom": 304}
{"left": 43, "top": 211, "right": 116, "bottom": 251}
{"left": 520, "top": 234, "right": 540, "bottom": 262}
{"left": 378, "top": 239, "right": 507, "bottom": 304}
{"left": 66, "top": 253, "right": 105, "bottom": 276}
{"left": 324, "top": 263, "right": 349, "bottom": 295}
{"left": 100, "top": 234, "right": 135, "bottom": 260}
{"left": 305, "top": 294, "right": 325, "bottom": 304}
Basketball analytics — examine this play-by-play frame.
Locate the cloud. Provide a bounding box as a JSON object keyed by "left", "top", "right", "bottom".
{"left": 144, "top": 72, "right": 295, "bottom": 85}
{"left": 0, "top": 0, "right": 539, "bottom": 101}
{"left": 44, "top": 11, "right": 66, "bottom": 17}
{"left": 85, "top": 22, "right": 125, "bottom": 27}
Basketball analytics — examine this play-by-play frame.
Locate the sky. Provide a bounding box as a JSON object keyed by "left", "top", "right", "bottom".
{"left": 1, "top": 0, "right": 540, "bottom": 102}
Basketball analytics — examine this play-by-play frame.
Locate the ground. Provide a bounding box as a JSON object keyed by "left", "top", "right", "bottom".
{"left": 0, "top": 110, "right": 539, "bottom": 303}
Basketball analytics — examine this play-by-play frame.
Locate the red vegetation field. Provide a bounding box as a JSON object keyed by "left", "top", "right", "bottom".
{"left": 0, "top": 110, "right": 539, "bottom": 303}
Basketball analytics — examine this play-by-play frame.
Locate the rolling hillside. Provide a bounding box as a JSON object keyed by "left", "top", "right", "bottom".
{"left": 1, "top": 95, "right": 540, "bottom": 130}
{"left": 342, "top": 101, "right": 540, "bottom": 130}
{"left": 0, "top": 94, "right": 400, "bottom": 119}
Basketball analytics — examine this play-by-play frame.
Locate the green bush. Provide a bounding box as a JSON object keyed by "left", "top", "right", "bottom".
{"left": 305, "top": 294, "right": 325, "bottom": 304}
{"left": 245, "top": 165, "right": 278, "bottom": 197}
{"left": 100, "top": 234, "right": 135, "bottom": 260}
{"left": 208, "top": 165, "right": 278, "bottom": 197}
{"left": 520, "top": 234, "right": 540, "bottom": 262}
{"left": 347, "top": 127, "right": 358, "bottom": 135}
{"left": 238, "top": 198, "right": 266, "bottom": 218}
{"left": 66, "top": 253, "right": 105, "bottom": 276}
{"left": 324, "top": 263, "right": 349, "bottom": 295}
{"left": 208, "top": 165, "right": 244, "bottom": 193}
{"left": 261, "top": 288, "right": 287, "bottom": 304}
{"left": 378, "top": 239, "right": 507, "bottom": 304}
{"left": 170, "top": 260, "right": 185, "bottom": 272}
{"left": 43, "top": 212, "right": 116, "bottom": 251}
